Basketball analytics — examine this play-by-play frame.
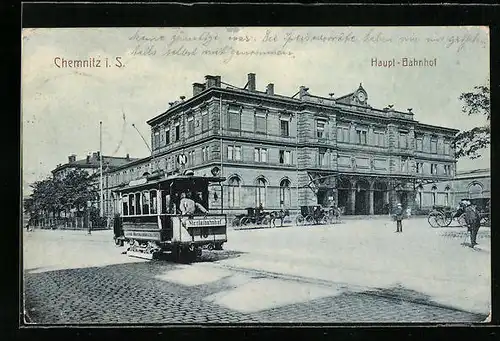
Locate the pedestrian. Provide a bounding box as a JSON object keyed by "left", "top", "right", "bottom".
{"left": 462, "top": 200, "right": 481, "bottom": 248}
{"left": 393, "top": 203, "right": 404, "bottom": 233}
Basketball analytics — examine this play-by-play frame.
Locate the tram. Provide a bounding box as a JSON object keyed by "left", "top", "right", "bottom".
{"left": 113, "top": 168, "right": 227, "bottom": 262}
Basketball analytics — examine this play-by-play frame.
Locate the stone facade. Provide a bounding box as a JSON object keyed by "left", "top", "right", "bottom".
{"left": 103, "top": 73, "right": 459, "bottom": 218}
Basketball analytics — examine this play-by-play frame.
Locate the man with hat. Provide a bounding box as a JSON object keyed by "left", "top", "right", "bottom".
{"left": 461, "top": 200, "right": 481, "bottom": 248}
{"left": 393, "top": 202, "right": 404, "bottom": 233}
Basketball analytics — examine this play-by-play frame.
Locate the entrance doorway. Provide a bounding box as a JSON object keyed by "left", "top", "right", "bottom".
{"left": 337, "top": 178, "right": 351, "bottom": 214}
{"left": 354, "top": 179, "right": 370, "bottom": 215}
{"left": 398, "top": 191, "right": 409, "bottom": 208}
{"left": 373, "top": 181, "right": 388, "bottom": 214}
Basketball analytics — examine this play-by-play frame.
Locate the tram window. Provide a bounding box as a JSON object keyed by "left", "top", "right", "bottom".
{"left": 150, "top": 190, "right": 157, "bottom": 214}
{"left": 122, "top": 195, "right": 129, "bottom": 216}
{"left": 142, "top": 191, "right": 150, "bottom": 215}
{"left": 135, "top": 193, "right": 142, "bottom": 215}
{"left": 129, "top": 195, "right": 135, "bottom": 215}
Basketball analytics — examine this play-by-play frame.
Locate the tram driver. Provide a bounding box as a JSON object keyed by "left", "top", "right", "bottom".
{"left": 179, "top": 192, "right": 208, "bottom": 216}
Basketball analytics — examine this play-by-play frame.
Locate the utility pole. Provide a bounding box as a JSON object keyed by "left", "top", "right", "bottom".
{"left": 100, "top": 121, "right": 104, "bottom": 217}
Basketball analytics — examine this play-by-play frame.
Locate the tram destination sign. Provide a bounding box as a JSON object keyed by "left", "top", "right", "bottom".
{"left": 184, "top": 216, "right": 226, "bottom": 228}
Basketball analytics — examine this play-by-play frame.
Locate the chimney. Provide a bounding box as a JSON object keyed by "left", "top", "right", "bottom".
{"left": 126, "top": 153, "right": 130, "bottom": 160}
{"left": 205, "top": 75, "right": 221, "bottom": 89}
{"left": 247, "top": 73, "right": 256, "bottom": 91}
{"left": 299, "top": 86, "right": 309, "bottom": 99}
{"left": 68, "top": 154, "right": 76, "bottom": 163}
{"left": 193, "top": 82, "right": 205, "bottom": 96}
{"left": 266, "top": 83, "right": 274, "bottom": 95}
{"left": 86, "top": 155, "right": 91, "bottom": 163}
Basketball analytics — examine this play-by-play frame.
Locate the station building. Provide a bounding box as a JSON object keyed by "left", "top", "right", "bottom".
{"left": 104, "top": 73, "right": 459, "bottom": 217}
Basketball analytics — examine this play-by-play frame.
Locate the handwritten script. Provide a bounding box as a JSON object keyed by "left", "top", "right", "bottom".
{"left": 126, "top": 28, "right": 488, "bottom": 63}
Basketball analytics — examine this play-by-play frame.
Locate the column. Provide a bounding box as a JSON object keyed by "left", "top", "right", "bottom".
{"left": 350, "top": 189, "right": 356, "bottom": 214}
{"left": 369, "top": 189, "right": 374, "bottom": 215}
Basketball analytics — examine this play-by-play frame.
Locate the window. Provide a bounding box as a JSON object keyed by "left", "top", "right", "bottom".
{"left": 416, "top": 162, "right": 423, "bottom": 174}
{"left": 165, "top": 128, "right": 170, "bottom": 145}
{"left": 201, "top": 108, "right": 209, "bottom": 131}
{"left": 279, "top": 150, "right": 292, "bottom": 164}
{"left": 356, "top": 130, "right": 367, "bottom": 145}
{"left": 337, "top": 126, "right": 350, "bottom": 143}
{"left": 316, "top": 120, "right": 326, "bottom": 138}
{"left": 129, "top": 194, "right": 135, "bottom": 215}
{"left": 431, "top": 185, "right": 437, "bottom": 205}
{"left": 255, "top": 177, "right": 267, "bottom": 207}
{"left": 400, "top": 158, "right": 408, "bottom": 172}
{"left": 150, "top": 190, "right": 157, "bottom": 214}
{"left": 373, "top": 131, "right": 385, "bottom": 147}
{"left": 202, "top": 146, "right": 210, "bottom": 162}
{"left": 122, "top": 195, "right": 129, "bottom": 216}
{"left": 153, "top": 130, "right": 160, "bottom": 149}
{"left": 399, "top": 132, "right": 407, "bottom": 149}
{"left": 188, "top": 150, "right": 195, "bottom": 166}
{"left": 431, "top": 164, "right": 438, "bottom": 175}
{"left": 255, "top": 110, "right": 267, "bottom": 134}
{"left": 160, "top": 127, "right": 165, "bottom": 146}
{"left": 187, "top": 115, "right": 194, "bottom": 137}
{"left": 135, "top": 193, "right": 142, "bottom": 215}
{"left": 444, "top": 165, "right": 451, "bottom": 175}
{"left": 280, "top": 179, "right": 291, "bottom": 207}
{"left": 228, "top": 106, "right": 241, "bottom": 130}
{"left": 319, "top": 148, "right": 328, "bottom": 167}
{"left": 142, "top": 191, "right": 150, "bottom": 215}
{"left": 430, "top": 138, "right": 437, "bottom": 153}
{"left": 228, "top": 176, "right": 241, "bottom": 208}
{"left": 227, "top": 146, "right": 234, "bottom": 160}
{"left": 280, "top": 119, "right": 289, "bottom": 136}
{"left": 444, "top": 141, "right": 450, "bottom": 155}
{"left": 175, "top": 121, "right": 180, "bottom": 141}
{"left": 468, "top": 183, "right": 483, "bottom": 199}
{"left": 254, "top": 148, "right": 267, "bottom": 162}
{"left": 416, "top": 137, "right": 423, "bottom": 151}
{"left": 234, "top": 146, "right": 241, "bottom": 160}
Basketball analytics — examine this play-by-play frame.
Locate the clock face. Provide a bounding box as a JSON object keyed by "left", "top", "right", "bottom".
{"left": 357, "top": 92, "right": 366, "bottom": 102}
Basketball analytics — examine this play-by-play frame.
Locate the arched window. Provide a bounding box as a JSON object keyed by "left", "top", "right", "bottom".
{"left": 255, "top": 177, "right": 267, "bottom": 207}
{"left": 280, "top": 179, "right": 291, "bottom": 207}
{"left": 468, "top": 183, "right": 483, "bottom": 199}
{"left": 444, "top": 185, "right": 451, "bottom": 207}
{"left": 431, "top": 185, "right": 437, "bottom": 206}
{"left": 228, "top": 176, "right": 241, "bottom": 208}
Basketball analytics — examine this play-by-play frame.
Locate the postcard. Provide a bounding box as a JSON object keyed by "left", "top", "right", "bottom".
{"left": 21, "top": 26, "right": 490, "bottom": 325}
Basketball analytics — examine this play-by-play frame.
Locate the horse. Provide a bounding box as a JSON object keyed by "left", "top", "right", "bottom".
{"left": 270, "top": 209, "right": 290, "bottom": 227}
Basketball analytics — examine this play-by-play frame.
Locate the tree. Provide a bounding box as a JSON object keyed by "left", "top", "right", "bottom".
{"left": 453, "top": 84, "right": 490, "bottom": 160}
{"left": 24, "top": 169, "right": 99, "bottom": 226}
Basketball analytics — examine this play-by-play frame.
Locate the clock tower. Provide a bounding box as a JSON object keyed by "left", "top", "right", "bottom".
{"left": 354, "top": 83, "right": 368, "bottom": 105}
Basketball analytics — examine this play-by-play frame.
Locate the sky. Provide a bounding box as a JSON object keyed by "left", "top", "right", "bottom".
{"left": 21, "top": 26, "right": 490, "bottom": 196}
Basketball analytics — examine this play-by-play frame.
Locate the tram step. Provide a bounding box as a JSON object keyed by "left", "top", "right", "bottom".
{"left": 127, "top": 250, "right": 155, "bottom": 260}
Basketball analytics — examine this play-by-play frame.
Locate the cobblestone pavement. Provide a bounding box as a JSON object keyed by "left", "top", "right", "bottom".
{"left": 24, "top": 250, "right": 486, "bottom": 325}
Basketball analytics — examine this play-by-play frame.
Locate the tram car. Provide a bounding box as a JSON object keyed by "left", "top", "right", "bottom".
{"left": 113, "top": 169, "right": 227, "bottom": 262}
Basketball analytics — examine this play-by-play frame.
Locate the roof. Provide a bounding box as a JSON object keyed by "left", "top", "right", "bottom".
{"left": 114, "top": 174, "right": 226, "bottom": 193}
{"left": 455, "top": 168, "right": 490, "bottom": 176}
{"left": 52, "top": 155, "right": 140, "bottom": 174}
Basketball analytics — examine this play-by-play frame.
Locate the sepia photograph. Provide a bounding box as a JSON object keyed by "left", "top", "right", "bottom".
{"left": 21, "top": 25, "right": 491, "bottom": 324}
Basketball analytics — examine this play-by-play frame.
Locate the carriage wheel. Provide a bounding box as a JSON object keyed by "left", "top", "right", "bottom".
{"left": 442, "top": 215, "right": 453, "bottom": 227}
{"left": 427, "top": 212, "right": 442, "bottom": 228}
{"left": 261, "top": 217, "right": 270, "bottom": 226}
{"left": 240, "top": 217, "right": 249, "bottom": 226}
{"left": 295, "top": 214, "right": 305, "bottom": 226}
{"left": 321, "top": 216, "right": 331, "bottom": 225}
{"left": 232, "top": 217, "right": 240, "bottom": 227}
{"left": 305, "top": 215, "right": 315, "bottom": 225}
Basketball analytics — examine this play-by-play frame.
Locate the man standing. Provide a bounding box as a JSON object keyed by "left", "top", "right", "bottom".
{"left": 463, "top": 200, "right": 481, "bottom": 248}
{"left": 393, "top": 203, "right": 404, "bottom": 233}
{"left": 179, "top": 192, "right": 208, "bottom": 216}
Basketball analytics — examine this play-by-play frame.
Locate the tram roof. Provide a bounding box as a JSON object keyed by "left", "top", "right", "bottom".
{"left": 113, "top": 174, "right": 226, "bottom": 193}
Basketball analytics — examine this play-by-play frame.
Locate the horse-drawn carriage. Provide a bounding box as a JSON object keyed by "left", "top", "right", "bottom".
{"left": 427, "top": 197, "right": 490, "bottom": 228}
{"left": 233, "top": 207, "right": 291, "bottom": 228}
{"left": 295, "top": 205, "right": 343, "bottom": 226}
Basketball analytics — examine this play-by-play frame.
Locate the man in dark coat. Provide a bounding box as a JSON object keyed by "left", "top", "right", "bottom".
{"left": 393, "top": 203, "right": 404, "bottom": 233}
{"left": 462, "top": 200, "right": 481, "bottom": 248}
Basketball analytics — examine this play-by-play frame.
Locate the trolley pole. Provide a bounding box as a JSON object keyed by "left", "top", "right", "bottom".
{"left": 99, "top": 121, "right": 104, "bottom": 218}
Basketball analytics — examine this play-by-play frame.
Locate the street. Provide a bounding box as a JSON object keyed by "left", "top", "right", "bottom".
{"left": 23, "top": 217, "right": 490, "bottom": 324}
